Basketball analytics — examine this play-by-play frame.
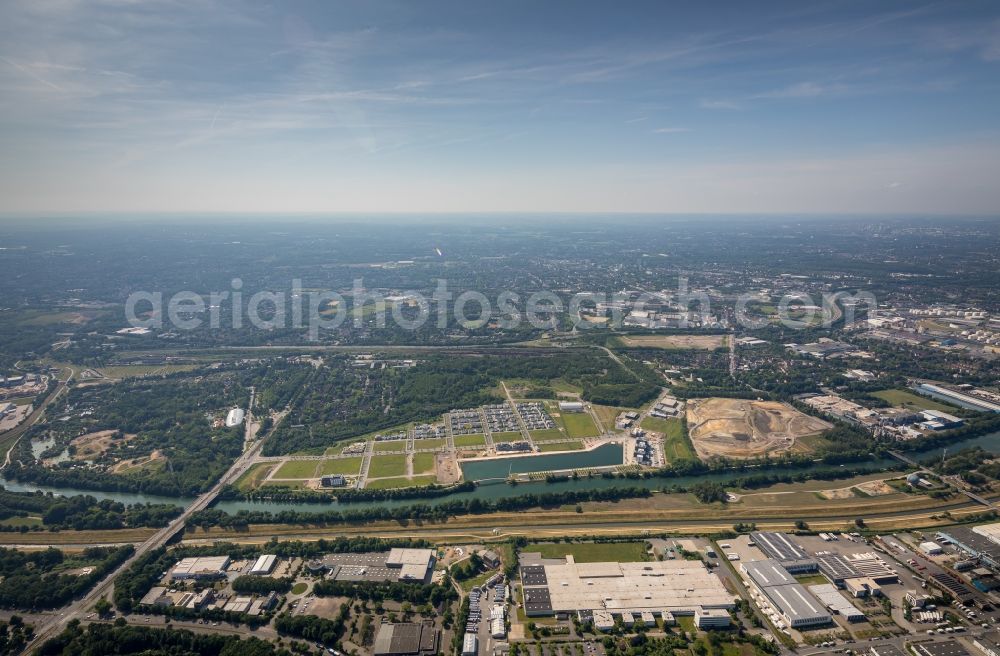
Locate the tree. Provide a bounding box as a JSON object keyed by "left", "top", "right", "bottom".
{"left": 94, "top": 597, "right": 112, "bottom": 618}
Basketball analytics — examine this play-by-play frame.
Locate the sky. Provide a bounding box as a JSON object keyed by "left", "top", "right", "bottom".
{"left": 0, "top": 0, "right": 999, "bottom": 215}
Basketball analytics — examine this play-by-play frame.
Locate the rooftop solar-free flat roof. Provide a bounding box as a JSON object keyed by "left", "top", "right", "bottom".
{"left": 763, "top": 582, "right": 830, "bottom": 624}
{"left": 539, "top": 559, "right": 733, "bottom": 614}
{"left": 741, "top": 559, "right": 796, "bottom": 589}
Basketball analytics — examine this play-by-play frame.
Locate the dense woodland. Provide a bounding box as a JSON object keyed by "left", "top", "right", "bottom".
{"left": 38, "top": 623, "right": 288, "bottom": 656}
{"left": 6, "top": 369, "right": 250, "bottom": 495}
{"left": 0, "top": 488, "right": 180, "bottom": 532}
{"left": 0, "top": 617, "right": 32, "bottom": 656}
{"left": 0, "top": 545, "right": 133, "bottom": 610}
{"left": 265, "top": 350, "right": 660, "bottom": 455}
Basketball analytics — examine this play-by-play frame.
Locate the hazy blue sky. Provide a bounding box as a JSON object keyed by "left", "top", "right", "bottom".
{"left": 1, "top": 0, "right": 999, "bottom": 214}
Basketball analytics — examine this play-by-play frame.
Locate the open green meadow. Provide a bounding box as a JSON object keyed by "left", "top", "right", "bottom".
{"left": 452, "top": 434, "right": 487, "bottom": 448}
{"left": 559, "top": 412, "right": 600, "bottom": 438}
{"left": 319, "top": 457, "right": 363, "bottom": 476}
{"left": 871, "top": 389, "right": 962, "bottom": 414}
{"left": 640, "top": 416, "right": 695, "bottom": 461}
{"left": 536, "top": 440, "right": 584, "bottom": 452}
{"left": 368, "top": 454, "right": 408, "bottom": 478}
{"left": 273, "top": 460, "right": 319, "bottom": 479}
{"left": 365, "top": 475, "right": 437, "bottom": 490}
{"left": 412, "top": 452, "right": 436, "bottom": 474}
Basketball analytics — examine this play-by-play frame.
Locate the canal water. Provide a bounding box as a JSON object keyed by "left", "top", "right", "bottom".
{"left": 4, "top": 430, "right": 1000, "bottom": 514}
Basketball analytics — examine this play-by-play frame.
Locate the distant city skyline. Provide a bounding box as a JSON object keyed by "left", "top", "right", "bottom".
{"left": 1, "top": 0, "right": 999, "bottom": 214}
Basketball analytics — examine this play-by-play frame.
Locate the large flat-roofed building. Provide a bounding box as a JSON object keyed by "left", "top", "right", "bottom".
{"left": 461, "top": 633, "right": 478, "bottom": 656}
{"left": 372, "top": 622, "right": 439, "bottom": 656}
{"left": 170, "top": 556, "right": 230, "bottom": 580}
{"left": 750, "top": 532, "right": 817, "bottom": 573}
{"left": 815, "top": 554, "right": 861, "bottom": 586}
{"left": 941, "top": 524, "right": 1000, "bottom": 570}
{"left": 916, "top": 383, "right": 1000, "bottom": 413}
{"left": 911, "top": 641, "right": 972, "bottom": 656}
{"left": 870, "top": 645, "right": 907, "bottom": 656}
{"left": 844, "top": 553, "right": 898, "bottom": 584}
{"left": 808, "top": 584, "right": 865, "bottom": 622}
{"left": 520, "top": 556, "right": 733, "bottom": 617}
{"left": 225, "top": 408, "right": 245, "bottom": 427}
{"left": 386, "top": 548, "right": 436, "bottom": 581}
{"left": 323, "top": 549, "right": 435, "bottom": 584}
{"left": 741, "top": 559, "right": 831, "bottom": 629}
{"left": 249, "top": 554, "right": 277, "bottom": 575}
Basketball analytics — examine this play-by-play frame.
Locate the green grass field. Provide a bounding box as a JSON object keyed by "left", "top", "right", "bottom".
{"left": 368, "top": 454, "right": 408, "bottom": 478}
{"left": 273, "top": 460, "right": 318, "bottom": 479}
{"left": 319, "top": 457, "right": 363, "bottom": 476}
{"left": 365, "top": 475, "right": 437, "bottom": 490}
{"left": 460, "top": 568, "right": 497, "bottom": 592}
{"left": 640, "top": 416, "right": 695, "bottom": 461}
{"left": 452, "top": 434, "right": 487, "bottom": 448}
{"left": 234, "top": 463, "right": 275, "bottom": 491}
{"left": 871, "top": 389, "right": 962, "bottom": 414}
{"left": 530, "top": 541, "right": 649, "bottom": 563}
{"left": 529, "top": 428, "right": 565, "bottom": 441}
{"left": 373, "top": 440, "right": 408, "bottom": 452}
{"left": 536, "top": 440, "right": 584, "bottom": 452}
{"left": 559, "top": 412, "right": 600, "bottom": 439}
{"left": 416, "top": 437, "right": 448, "bottom": 451}
{"left": 0, "top": 516, "right": 43, "bottom": 528}
{"left": 412, "top": 452, "right": 436, "bottom": 474}
{"left": 491, "top": 431, "right": 524, "bottom": 442}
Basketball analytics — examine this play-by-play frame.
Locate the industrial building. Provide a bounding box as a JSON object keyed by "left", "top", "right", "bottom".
{"left": 519, "top": 556, "right": 733, "bottom": 617}
{"left": 372, "top": 622, "right": 439, "bottom": 656}
{"left": 461, "top": 634, "right": 478, "bottom": 656}
{"left": 915, "top": 383, "right": 1000, "bottom": 413}
{"left": 386, "top": 548, "right": 436, "bottom": 581}
{"left": 694, "top": 608, "right": 731, "bottom": 629}
{"left": 320, "top": 549, "right": 434, "bottom": 584}
{"left": 808, "top": 584, "right": 865, "bottom": 622}
{"left": 920, "top": 541, "right": 944, "bottom": 555}
{"left": 939, "top": 524, "right": 1000, "bottom": 570}
{"left": 911, "top": 641, "right": 972, "bottom": 656}
{"left": 870, "top": 645, "right": 908, "bottom": 656}
{"left": 740, "top": 559, "right": 832, "bottom": 629}
{"left": 249, "top": 554, "right": 277, "bottom": 575}
{"left": 225, "top": 408, "right": 245, "bottom": 427}
{"left": 844, "top": 553, "right": 898, "bottom": 584}
{"left": 170, "top": 556, "right": 231, "bottom": 580}
{"left": 558, "top": 401, "right": 585, "bottom": 413}
{"left": 593, "top": 610, "right": 615, "bottom": 632}
{"left": 750, "top": 532, "right": 818, "bottom": 573}
{"left": 815, "top": 553, "right": 861, "bottom": 586}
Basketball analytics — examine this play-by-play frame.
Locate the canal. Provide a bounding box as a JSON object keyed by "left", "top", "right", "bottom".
{"left": 3, "top": 430, "right": 1000, "bottom": 515}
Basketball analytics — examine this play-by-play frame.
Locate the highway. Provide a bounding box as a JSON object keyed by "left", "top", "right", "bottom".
{"left": 24, "top": 388, "right": 265, "bottom": 651}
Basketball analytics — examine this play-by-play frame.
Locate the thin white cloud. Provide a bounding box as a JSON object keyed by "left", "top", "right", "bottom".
{"left": 652, "top": 127, "right": 690, "bottom": 134}
{"left": 700, "top": 99, "right": 741, "bottom": 110}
